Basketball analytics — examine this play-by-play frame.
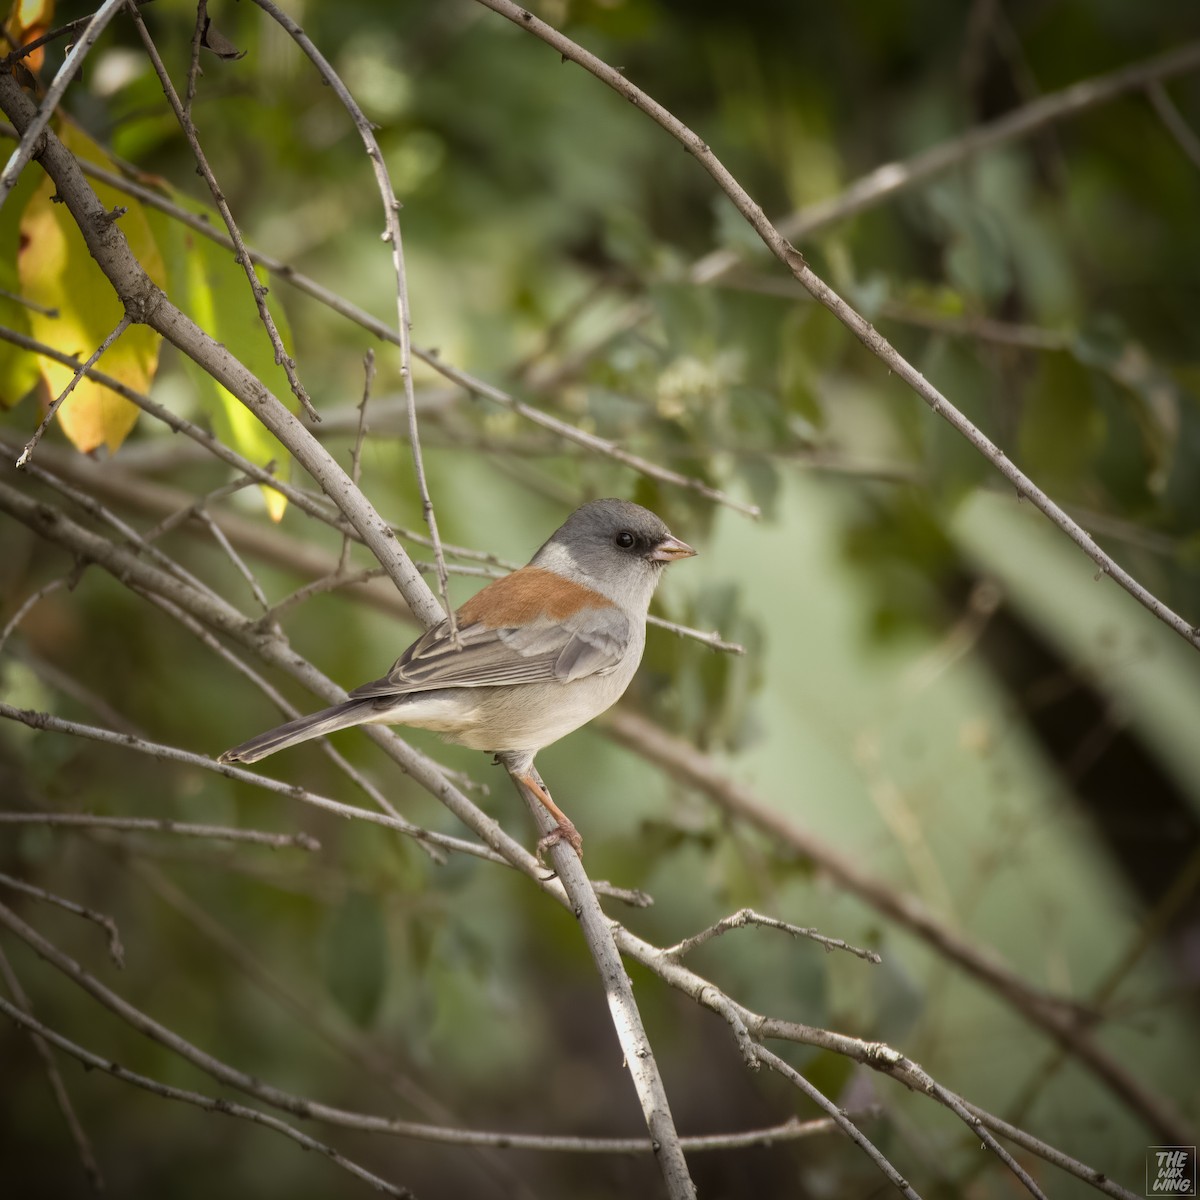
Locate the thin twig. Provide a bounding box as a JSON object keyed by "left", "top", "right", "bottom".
{"left": 0, "top": 902, "right": 762, "bottom": 1158}
{"left": 647, "top": 614, "right": 745, "bottom": 655}
{"left": 615, "top": 926, "right": 1138, "bottom": 1199}
{"left": 0, "top": 870, "right": 125, "bottom": 967}
{"left": 126, "top": 3, "right": 317, "bottom": 420}
{"left": 339, "top": 350, "right": 375, "bottom": 573}
{"left": 695, "top": 39, "right": 1200, "bottom": 277}
{"left": 0, "top": 578, "right": 66, "bottom": 655}
{"left": 1146, "top": 79, "right": 1200, "bottom": 170}
{"left": 0, "top": 949, "right": 104, "bottom": 1192}
{"left": 3, "top": 133, "right": 758, "bottom": 520}
{"left": 0, "top": 976, "right": 855, "bottom": 1156}
{"left": 1, "top": 0, "right": 151, "bottom": 68}
{"left": 478, "top": 4, "right": 1200, "bottom": 656}
{"left": 0, "top": 994, "right": 415, "bottom": 1199}
{"left": 2, "top": 439, "right": 225, "bottom": 606}
{"left": 0, "top": 0, "right": 127, "bottom": 208}
{"left": 15, "top": 314, "right": 131, "bottom": 468}
{"left": 0, "top": 323, "right": 335, "bottom": 524}
{"left": 129, "top": 587, "right": 426, "bottom": 831}
{"left": 665, "top": 907, "right": 881, "bottom": 964}
{"left": 602, "top": 707, "right": 1190, "bottom": 1143}
{"left": 877, "top": 302, "right": 1073, "bottom": 351}
{"left": 0, "top": 812, "right": 320, "bottom": 850}
{"left": 138, "top": 474, "right": 263, "bottom": 545}
{"left": 0, "top": 479, "right": 533, "bottom": 873}
{"left": 249, "top": 0, "right": 458, "bottom": 633}
{"left": 184, "top": 0, "right": 207, "bottom": 120}
{"left": 11, "top": 426, "right": 741, "bottom": 654}
{"left": 0, "top": 284, "right": 57, "bottom": 315}
{"left": 0, "top": 700, "right": 495, "bottom": 865}
{"left": 263, "top": 562, "right": 495, "bottom": 624}
{"left": 755, "top": 1045, "right": 923, "bottom": 1200}
{"left": 421, "top": 348, "right": 761, "bottom": 518}
{"left": 0, "top": 78, "right": 447, "bottom": 630}
{"left": 197, "top": 510, "right": 273, "bottom": 613}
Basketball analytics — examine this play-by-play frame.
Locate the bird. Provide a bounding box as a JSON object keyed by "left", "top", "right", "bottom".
{"left": 219, "top": 498, "right": 696, "bottom": 858}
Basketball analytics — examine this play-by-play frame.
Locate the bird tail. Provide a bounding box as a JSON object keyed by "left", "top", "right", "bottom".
{"left": 218, "top": 699, "right": 378, "bottom": 765}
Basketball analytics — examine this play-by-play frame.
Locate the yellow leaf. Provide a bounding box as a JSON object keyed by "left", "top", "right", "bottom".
{"left": 147, "top": 197, "right": 298, "bottom": 523}
{"left": 0, "top": 164, "right": 42, "bottom": 408}
{"left": 17, "top": 120, "right": 165, "bottom": 454}
{"left": 4, "top": 0, "right": 54, "bottom": 74}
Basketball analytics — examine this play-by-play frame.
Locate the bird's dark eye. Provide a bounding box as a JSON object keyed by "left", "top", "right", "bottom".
{"left": 614, "top": 530, "right": 636, "bottom": 549}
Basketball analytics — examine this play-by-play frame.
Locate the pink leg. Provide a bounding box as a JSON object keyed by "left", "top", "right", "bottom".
{"left": 516, "top": 771, "right": 583, "bottom": 862}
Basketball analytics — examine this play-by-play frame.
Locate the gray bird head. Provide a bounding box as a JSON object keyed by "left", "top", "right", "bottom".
{"left": 532, "top": 498, "right": 695, "bottom": 610}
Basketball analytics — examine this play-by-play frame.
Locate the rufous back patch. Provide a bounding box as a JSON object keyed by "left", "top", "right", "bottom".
{"left": 457, "top": 567, "right": 612, "bottom": 628}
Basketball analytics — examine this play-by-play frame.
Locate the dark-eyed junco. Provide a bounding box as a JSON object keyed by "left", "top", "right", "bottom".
{"left": 219, "top": 499, "right": 695, "bottom": 856}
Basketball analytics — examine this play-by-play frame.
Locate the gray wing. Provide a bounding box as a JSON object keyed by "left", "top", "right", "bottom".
{"left": 349, "top": 607, "right": 632, "bottom": 699}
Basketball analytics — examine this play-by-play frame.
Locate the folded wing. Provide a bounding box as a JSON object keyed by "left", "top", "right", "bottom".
{"left": 349, "top": 604, "right": 631, "bottom": 699}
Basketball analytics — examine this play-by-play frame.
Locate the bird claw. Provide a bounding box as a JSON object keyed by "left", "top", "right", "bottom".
{"left": 536, "top": 819, "right": 583, "bottom": 867}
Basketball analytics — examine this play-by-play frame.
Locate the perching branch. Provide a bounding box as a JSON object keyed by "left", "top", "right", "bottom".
{"left": 511, "top": 767, "right": 696, "bottom": 1198}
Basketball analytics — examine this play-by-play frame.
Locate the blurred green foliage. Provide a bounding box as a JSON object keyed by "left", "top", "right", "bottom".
{"left": 2, "top": 1, "right": 1200, "bottom": 1198}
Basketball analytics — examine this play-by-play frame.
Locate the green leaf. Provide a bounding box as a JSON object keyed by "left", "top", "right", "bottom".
{"left": 323, "top": 891, "right": 387, "bottom": 1028}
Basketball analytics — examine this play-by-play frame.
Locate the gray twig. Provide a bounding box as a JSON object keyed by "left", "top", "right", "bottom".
{"left": 0, "top": 870, "right": 125, "bottom": 967}
{"left": 0, "top": 0, "right": 127, "bottom": 208}
{"left": 665, "top": 907, "right": 881, "bottom": 964}
{"left": 15, "top": 314, "right": 131, "bottom": 468}
{"left": 249, "top": 0, "right": 459, "bottom": 634}
{"left": 756, "top": 1044, "right": 923, "bottom": 1200}
{"left": 126, "top": 3, "right": 317, "bottom": 420}
{"left": 482, "top": 1, "right": 1200, "bottom": 652}
{"left": 0, "top": 812, "right": 320, "bottom": 851}
{"left": 0, "top": 992, "right": 415, "bottom": 1198}
{"left": 0, "top": 949, "right": 104, "bottom": 1192}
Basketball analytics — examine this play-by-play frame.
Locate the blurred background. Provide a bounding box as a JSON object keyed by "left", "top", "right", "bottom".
{"left": 2, "top": 0, "right": 1199, "bottom": 1196}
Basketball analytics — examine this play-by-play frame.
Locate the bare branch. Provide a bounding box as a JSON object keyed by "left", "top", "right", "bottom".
{"left": 127, "top": 4, "right": 316, "bottom": 420}
{"left": 0, "top": 870, "right": 125, "bottom": 967}
{"left": 665, "top": 907, "right": 881, "bottom": 965}
{"left": 0, "top": 812, "right": 320, "bottom": 851}
{"left": 0, "top": 70, "right": 446, "bottom": 628}
{"left": 510, "top": 766, "right": 695, "bottom": 1197}
{"left": 0, "top": 578, "right": 66, "bottom": 655}
{"left": 0, "top": 0, "right": 127, "bottom": 208}
{"left": 1146, "top": 80, "right": 1200, "bottom": 170}
{"left": 0, "top": 949, "right": 104, "bottom": 1192}
{"left": 248, "top": 0, "right": 459, "bottom": 630}
{"left": 0, "top": 125, "right": 758, "bottom": 520}
{"left": 15, "top": 313, "right": 131, "bottom": 468}
{"left": 612, "top": 927, "right": 1139, "bottom": 1199}
{"left": 0, "top": 700, "right": 493, "bottom": 865}
{"left": 0, "top": 487, "right": 1145, "bottom": 1192}
{"left": 339, "top": 350, "right": 374, "bottom": 573}
{"left": 755, "top": 1045, "right": 923, "bottom": 1200}
{"left": 602, "top": 708, "right": 1192, "bottom": 1143}
{"left": 0, "top": 993, "right": 415, "bottom": 1199}
{"left": 696, "top": 39, "right": 1200, "bottom": 275}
